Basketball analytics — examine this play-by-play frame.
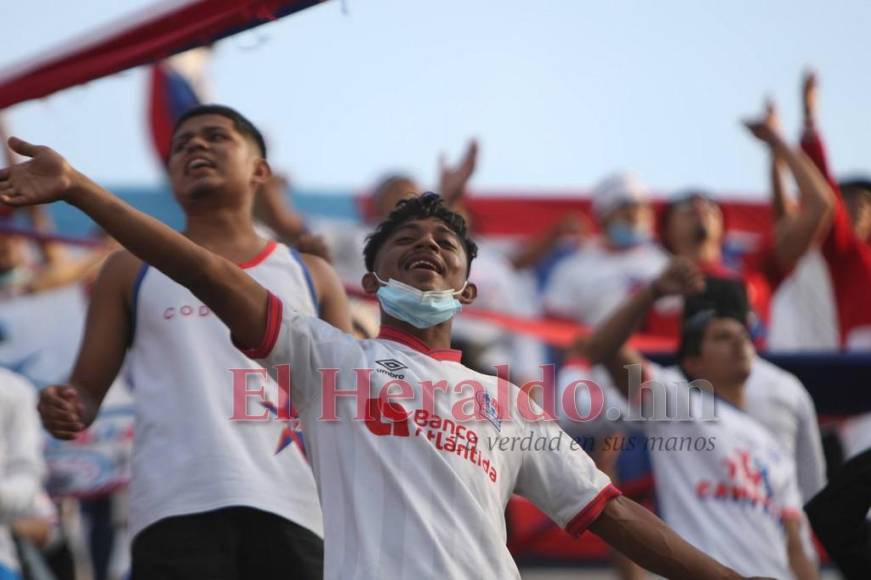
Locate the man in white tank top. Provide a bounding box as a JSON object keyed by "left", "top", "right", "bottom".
{"left": 29, "top": 106, "right": 352, "bottom": 579}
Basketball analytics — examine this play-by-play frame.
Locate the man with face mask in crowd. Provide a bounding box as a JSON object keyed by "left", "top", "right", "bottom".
{"left": 544, "top": 172, "right": 675, "bottom": 335}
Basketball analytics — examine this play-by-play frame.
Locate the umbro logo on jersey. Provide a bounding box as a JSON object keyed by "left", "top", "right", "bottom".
{"left": 375, "top": 359, "right": 407, "bottom": 379}
{"left": 376, "top": 359, "right": 407, "bottom": 372}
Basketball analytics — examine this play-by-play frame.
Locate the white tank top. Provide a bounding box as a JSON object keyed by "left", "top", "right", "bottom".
{"left": 125, "top": 241, "right": 323, "bottom": 539}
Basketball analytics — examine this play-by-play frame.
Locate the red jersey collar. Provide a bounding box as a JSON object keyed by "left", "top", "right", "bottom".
{"left": 377, "top": 325, "right": 463, "bottom": 362}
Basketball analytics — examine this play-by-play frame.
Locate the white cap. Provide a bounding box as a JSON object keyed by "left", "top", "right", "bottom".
{"left": 591, "top": 172, "right": 649, "bottom": 219}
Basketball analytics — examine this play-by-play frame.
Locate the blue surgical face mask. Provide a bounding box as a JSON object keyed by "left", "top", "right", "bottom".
{"left": 373, "top": 274, "right": 466, "bottom": 329}
{"left": 606, "top": 221, "right": 650, "bottom": 248}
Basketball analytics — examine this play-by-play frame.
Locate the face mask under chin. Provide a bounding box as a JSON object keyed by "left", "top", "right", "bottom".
{"left": 372, "top": 274, "right": 466, "bottom": 329}
{"left": 606, "top": 221, "right": 650, "bottom": 248}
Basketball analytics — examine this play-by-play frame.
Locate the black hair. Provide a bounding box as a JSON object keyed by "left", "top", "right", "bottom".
{"left": 658, "top": 190, "right": 722, "bottom": 253}
{"left": 677, "top": 275, "right": 749, "bottom": 365}
{"left": 363, "top": 192, "right": 478, "bottom": 275}
{"left": 172, "top": 104, "right": 267, "bottom": 158}
{"left": 838, "top": 177, "right": 871, "bottom": 199}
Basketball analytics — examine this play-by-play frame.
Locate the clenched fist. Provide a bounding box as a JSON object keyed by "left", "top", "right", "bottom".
{"left": 37, "top": 385, "right": 87, "bottom": 440}
{"left": 651, "top": 257, "right": 705, "bottom": 298}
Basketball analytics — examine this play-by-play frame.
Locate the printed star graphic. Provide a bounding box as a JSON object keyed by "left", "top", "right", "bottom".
{"left": 259, "top": 400, "right": 307, "bottom": 459}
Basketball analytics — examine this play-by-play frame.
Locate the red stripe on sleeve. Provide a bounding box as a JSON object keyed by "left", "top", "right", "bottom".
{"left": 565, "top": 483, "right": 622, "bottom": 536}
{"left": 237, "top": 292, "right": 283, "bottom": 360}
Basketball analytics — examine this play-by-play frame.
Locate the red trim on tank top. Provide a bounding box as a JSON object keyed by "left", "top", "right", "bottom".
{"left": 238, "top": 240, "right": 278, "bottom": 269}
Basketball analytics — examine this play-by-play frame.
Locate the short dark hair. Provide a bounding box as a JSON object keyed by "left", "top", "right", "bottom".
{"left": 363, "top": 192, "right": 478, "bottom": 275}
{"left": 838, "top": 177, "right": 871, "bottom": 200}
{"left": 173, "top": 104, "right": 267, "bottom": 158}
{"left": 658, "top": 190, "right": 721, "bottom": 252}
{"left": 678, "top": 275, "right": 749, "bottom": 364}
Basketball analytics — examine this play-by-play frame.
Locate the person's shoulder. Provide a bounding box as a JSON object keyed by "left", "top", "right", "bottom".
{"left": 749, "top": 357, "right": 805, "bottom": 395}
{"left": 100, "top": 249, "right": 145, "bottom": 283}
{"left": 545, "top": 244, "right": 597, "bottom": 284}
{"left": 296, "top": 250, "right": 333, "bottom": 278}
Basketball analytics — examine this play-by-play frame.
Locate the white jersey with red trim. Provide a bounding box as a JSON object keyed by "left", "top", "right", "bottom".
{"left": 641, "top": 363, "right": 802, "bottom": 580}
{"left": 125, "top": 241, "right": 323, "bottom": 539}
{"left": 543, "top": 240, "right": 671, "bottom": 325}
{"left": 240, "top": 295, "right": 618, "bottom": 580}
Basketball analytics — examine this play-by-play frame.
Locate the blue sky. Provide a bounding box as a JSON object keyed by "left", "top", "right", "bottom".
{"left": 2, "top": 0, "right": 869, "bottom": 198}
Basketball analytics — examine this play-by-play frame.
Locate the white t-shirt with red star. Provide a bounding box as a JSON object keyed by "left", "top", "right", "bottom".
{"left": 239, "top": 295, "right": 619, "bottom": 580}
{"left": 639, "top": 363, "right": 803, "bottom": 580}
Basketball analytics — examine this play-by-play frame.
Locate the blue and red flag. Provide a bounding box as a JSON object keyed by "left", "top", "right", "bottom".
{"left": 148, "top": 55, "right": 204, "bottom": 163}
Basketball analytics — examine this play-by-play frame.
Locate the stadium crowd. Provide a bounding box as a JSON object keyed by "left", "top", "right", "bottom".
{"left": 0, "top": 69, "right": 869, "bottom": 580}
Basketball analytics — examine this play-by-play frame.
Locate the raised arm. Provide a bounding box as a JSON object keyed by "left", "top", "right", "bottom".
{"left": 591, "top": 495, "right": 747, "bottom": 579}
{"left": 580, "top": 258, "right": 704, "bottom": 398}
{"left": 745, "top": 104, "right": 834, "bottom": 273}
{"left": 766, "top": 101, "right": 796, "bottom": 220}
{"left": 0, "top": 138, "right": 269, "bottom": 349}
{"left": 798, "top": 71, "right": 857, "bottom": 260}
{"left": 254, "top": 174, "right": 307, "bottom": 243}
{"left": 438, "top": 139, "right": 478, "bottom": 207}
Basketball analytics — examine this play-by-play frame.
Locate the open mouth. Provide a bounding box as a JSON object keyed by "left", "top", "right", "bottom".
{"left": 185, "top": 157, "right": 216, "bottom": 174}
{"left": 404, "top": 255, "right": 443, "bottom": 274}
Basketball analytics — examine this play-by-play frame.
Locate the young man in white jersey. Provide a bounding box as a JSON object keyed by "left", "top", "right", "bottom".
{"left": 29, "top": 106, "right": 352, "bottom": 579}
{"left": 579, "top": 257, "right": 817, "bottom": 580}
{"left": 2, "top": 149, "right": 773, "bottom": 579}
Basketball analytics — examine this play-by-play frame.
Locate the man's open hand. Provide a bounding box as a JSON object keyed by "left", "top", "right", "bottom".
{"left": 743, "top": 100, "right": 785, "bottom": 148}
{"left": 0, "top": 138, "right": 76, "bottom": 208}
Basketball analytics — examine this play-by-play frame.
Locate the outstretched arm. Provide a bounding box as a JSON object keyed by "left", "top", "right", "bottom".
{"left": 0, "top": 138, "right": 268, "bottom": 349}
{"left": 591, "top": 496, "right": 748, "bottom": 579}
{"left": 580, "top": 258, "right": 704, "bottom": 398}
{"left": 745, "top": 103, "right": 834, "bottom": 273}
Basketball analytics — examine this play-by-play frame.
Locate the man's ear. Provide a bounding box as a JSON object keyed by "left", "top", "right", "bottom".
{"left": 458, "top": 281, "right": 477, "bottom": 305}
{"left": 251, "top": 158, "right": 272, "bottom": 187}
{"left": 361, "top": 272, "right": 380, "bottom": 296}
